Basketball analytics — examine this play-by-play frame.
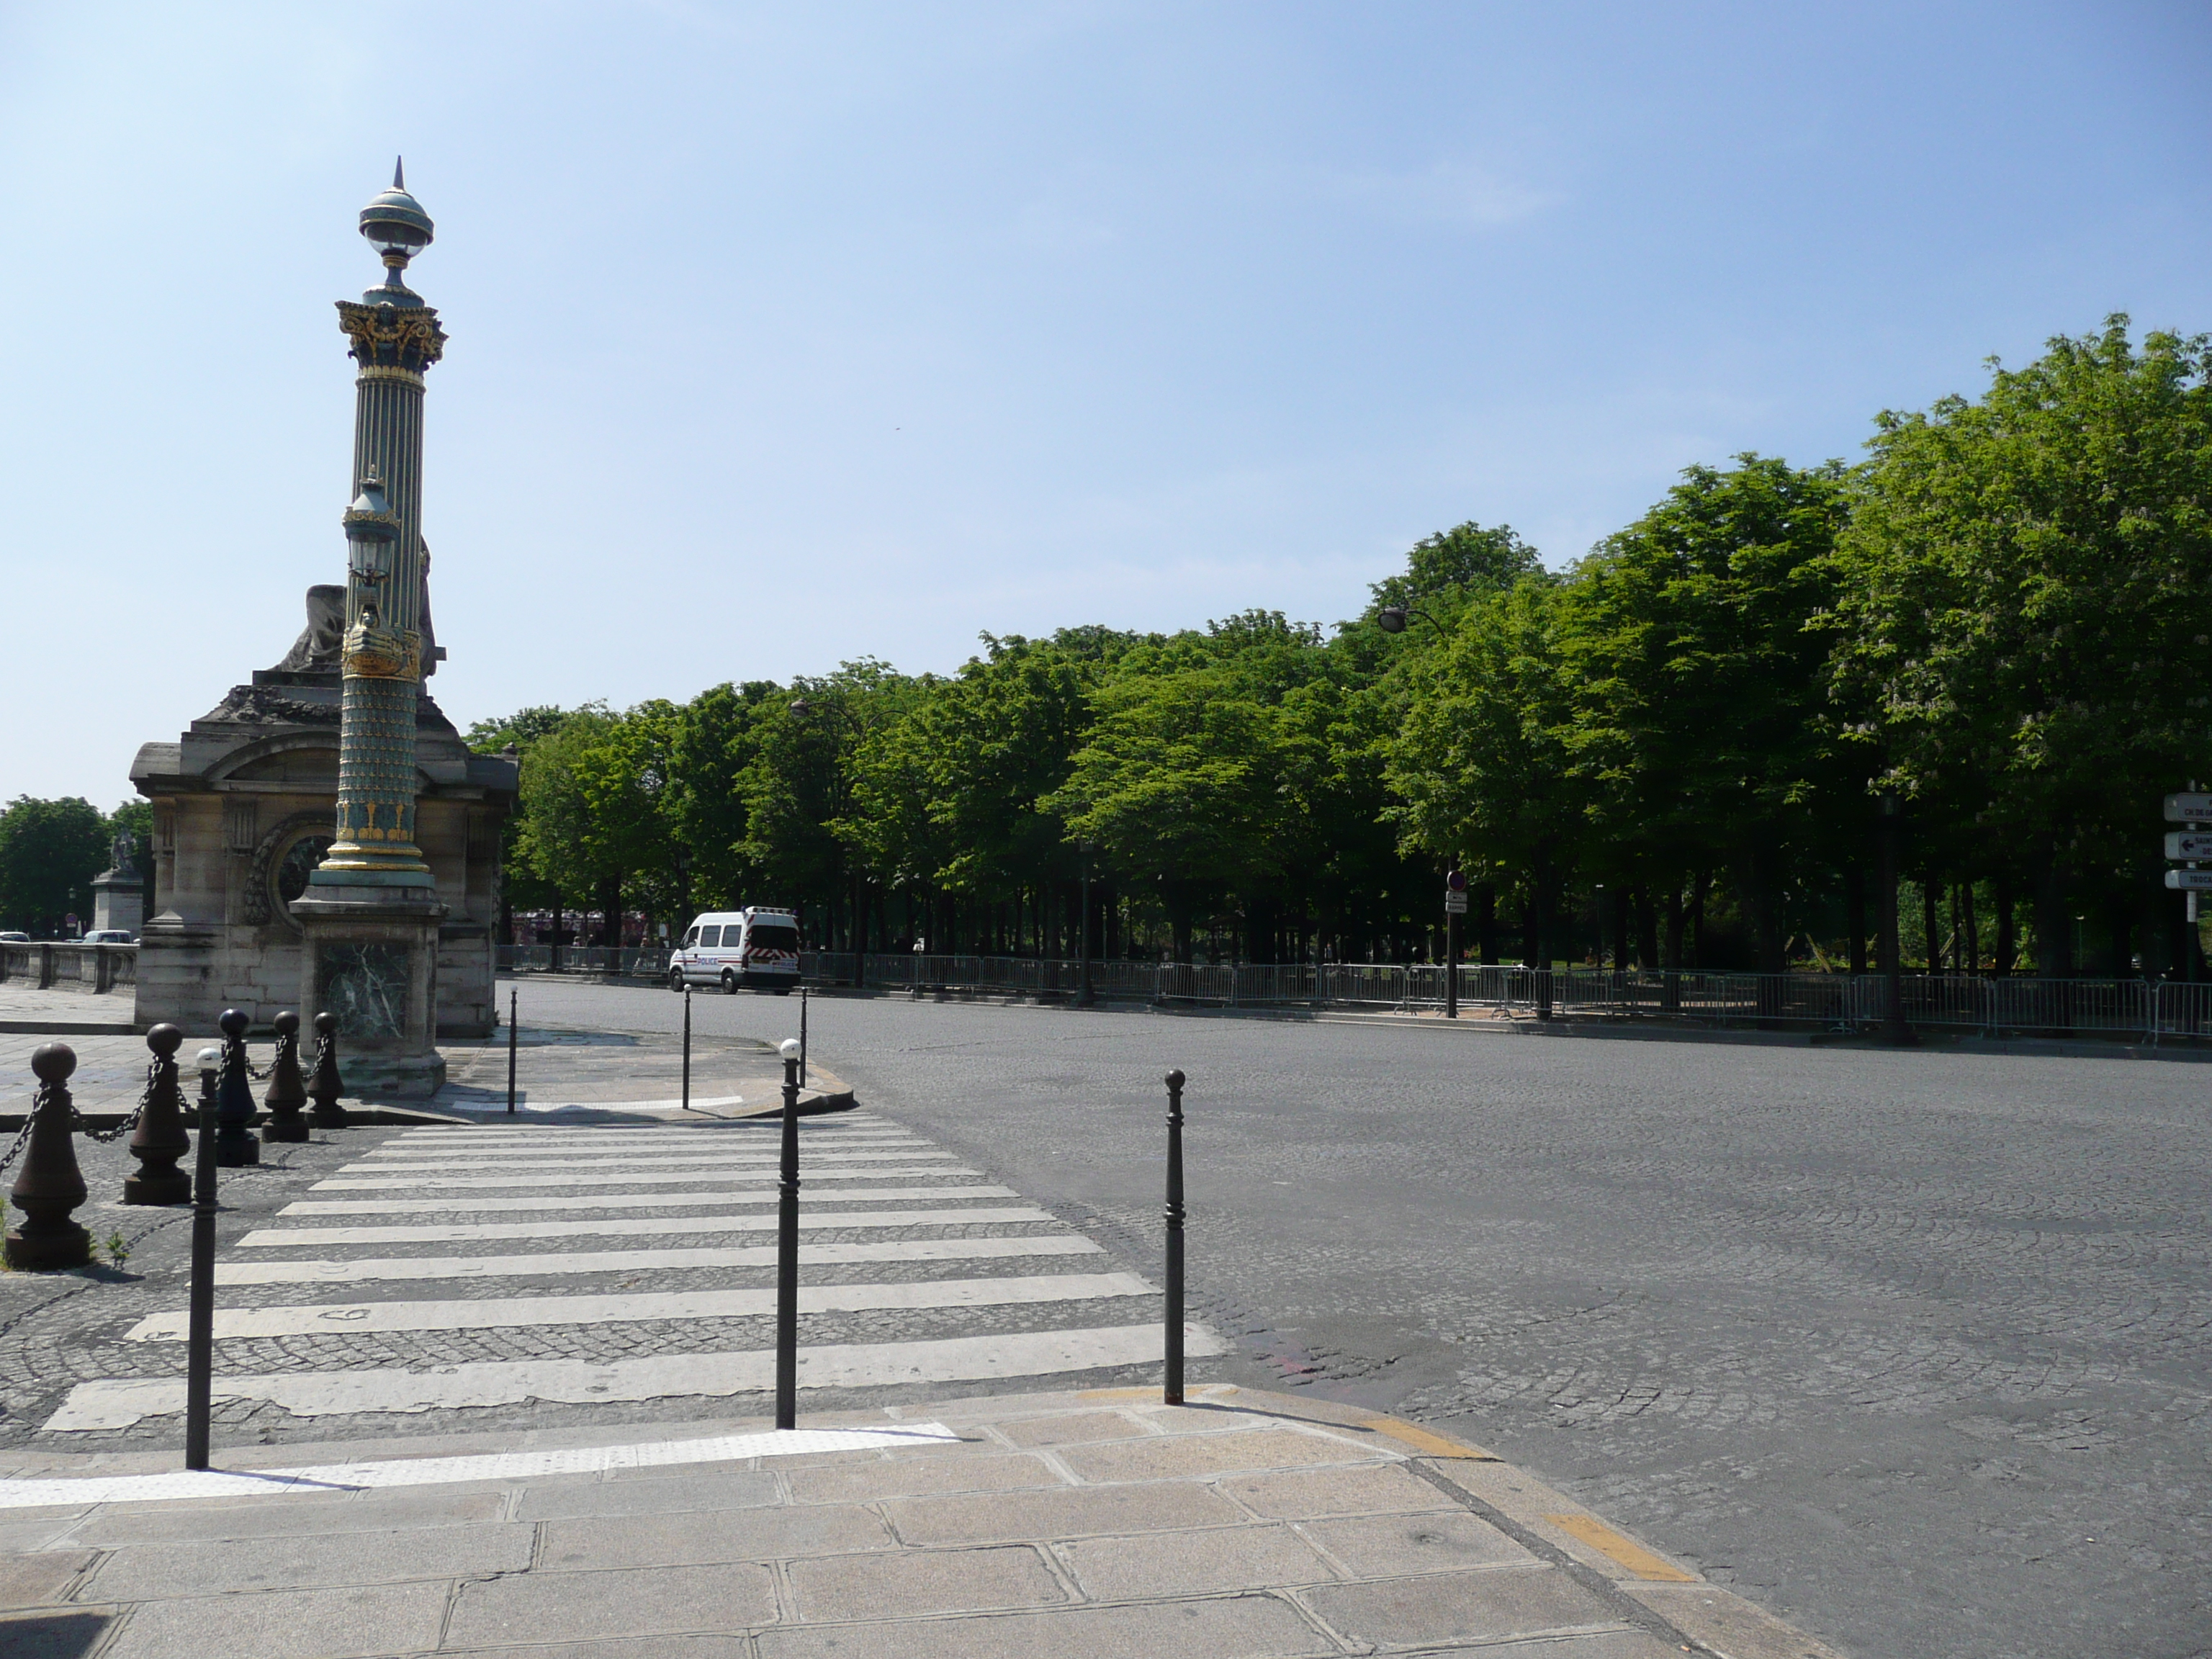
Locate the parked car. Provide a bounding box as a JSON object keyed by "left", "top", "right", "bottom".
{"left": 668, "top": 909, "right": 801, "bottom": 994}
{"left": 81, "top": 930, "right": 137, "bottom": 945}
{"left": 0, "top": 932, "right": 27, "bottom": 943}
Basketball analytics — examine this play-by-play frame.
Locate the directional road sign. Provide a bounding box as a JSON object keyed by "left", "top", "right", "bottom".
{"left": 2165, "top": 869, "right": 2212, "bottom": 890}
{"left": 2167, "top": 832, "right": 2212, "bottom": 860}
{"left": 1444, "top": 892, "right": 1468, "bottom": 914}
{"left": 2164, "top": 793, "right": 2212, "bottom": 822}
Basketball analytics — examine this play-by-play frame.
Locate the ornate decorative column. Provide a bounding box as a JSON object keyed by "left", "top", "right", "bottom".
{"left": 292, "top": 161, "right": 452, "bottom": 1095}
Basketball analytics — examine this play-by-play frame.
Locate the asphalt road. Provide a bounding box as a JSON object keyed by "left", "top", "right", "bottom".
{"left": 508, "top": 979, "right": 2208, "bottom": 1659}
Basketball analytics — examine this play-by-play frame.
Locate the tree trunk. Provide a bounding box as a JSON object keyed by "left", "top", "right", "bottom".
{"left": 1662, "top": 881, "right": 1683, "bottom": 1011}
{"left": 1689, "top": 872, "right": 1707, "bottom": 969}
{"left": 2033, "top": 858, "right": 2072, "bottom": 976}
{"left": 1633, "top": 888, "right": 1658, "bottom": 971}
{"left": 1477, "top": 886, "right": 1498, "bottom": 964}
{"left": 599, "top": 874, "right": 622, "bottom": 954}
{"left": 1920, "top": 881, "right": 1939, "bottom": 973}
{"left": 1960, "top": 881, "right": 1979, "bottom": 975}
{"left": 1995, "top": 869, "right": 2016, "bottom": 977}
{"left": 1845, "top": 866, "right": 1866, "bottom": 975}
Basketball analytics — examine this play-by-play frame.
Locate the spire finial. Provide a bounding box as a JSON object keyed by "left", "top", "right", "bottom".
{"left": 393, "top": 156, "right": 405, "bottom": 189}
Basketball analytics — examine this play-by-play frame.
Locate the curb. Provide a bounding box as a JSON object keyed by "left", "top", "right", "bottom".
{"left": 1186, "top": 1385, "right": 1851, "bottom": 1659}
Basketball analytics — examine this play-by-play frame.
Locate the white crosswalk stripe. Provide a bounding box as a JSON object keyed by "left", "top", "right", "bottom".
{"left": 45, "top": 1112, "right": 1222, "bottom": 1432}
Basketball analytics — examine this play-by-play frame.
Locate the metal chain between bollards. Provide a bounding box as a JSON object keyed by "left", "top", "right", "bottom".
{"left": 0, "top": 1094, "right": 39, "bottom": 1177}
{"left": 71, "top": 1058, "right": 158, "bottom": 1144}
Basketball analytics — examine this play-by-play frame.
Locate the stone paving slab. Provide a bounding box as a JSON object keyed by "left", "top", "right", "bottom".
{"left": 0, "top": 1384, "right": 1849, "bottom": 1658}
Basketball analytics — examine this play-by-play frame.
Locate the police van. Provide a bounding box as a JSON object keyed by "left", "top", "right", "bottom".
{"left": 669, "top": 908, "right": 803, "bottom": 994}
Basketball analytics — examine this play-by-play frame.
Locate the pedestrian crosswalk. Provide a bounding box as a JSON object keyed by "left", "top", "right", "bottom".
{"left": 44, "top": 1110, "right": 1223, "bottom": 1433}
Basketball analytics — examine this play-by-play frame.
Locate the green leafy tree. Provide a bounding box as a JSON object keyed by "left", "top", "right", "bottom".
{"left": 1830, "top": 317, "right": 2212, "bottom": 972}
{"left": 1559, "top": 454, "right": 1851, "bottom": 971}
{"left": 1385, "top": 581, "right": 1585, "bottom": 963}
{"left": 0, "top": 796, "right": 109, "bottom": 935}
{"left": 667, "top": 682, "right": 780, "bottom": 912}
{"left": 740, "top": 662, "right": 920, "bottom": 948}
{"left": 468, "top": 706, "right": 573, "bottom": 939}
{"left": 515, "top": 703, "right": 686, "bottom": 948}
{"left": 1369, "top": 521, "right": 1542, "bottom": 615}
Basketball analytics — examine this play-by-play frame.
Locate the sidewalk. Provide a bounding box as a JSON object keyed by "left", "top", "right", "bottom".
{"left": 0, "top": 982, "right": 852, "bottom": 1122}
{"left": 0, "top": 1384, "right": 1841, "bottom": 1659}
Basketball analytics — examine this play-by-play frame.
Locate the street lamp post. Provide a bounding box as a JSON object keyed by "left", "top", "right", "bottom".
{"left": 1444, "top": 868, "right": 1467, "bottom": 1018}
{"left": 1078, "top": 838, "right": 1096, "bottom": 1007}
{"left": 1376, "top": 604, "right": 1440, "bottom": 635}
{"left": 1879, "top": 791, "right": 1915, "bottom": 1044}
{"left": 789, "top": 697, "right": 868, "bottom": 988}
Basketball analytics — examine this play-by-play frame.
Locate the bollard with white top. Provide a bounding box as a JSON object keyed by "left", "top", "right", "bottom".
{"left": 775, "top": 1036, "right": 803, "bottom": 1429}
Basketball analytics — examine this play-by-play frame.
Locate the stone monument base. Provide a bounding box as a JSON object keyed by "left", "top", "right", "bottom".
{"left": 294, "top": 888, "right": 448, "bottom": 1099}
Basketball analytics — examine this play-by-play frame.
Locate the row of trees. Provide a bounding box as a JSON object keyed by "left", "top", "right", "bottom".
{"left": 0, "top": 797, "right": 148, "bottom": 936}
{"left": 480, "top": 320, "right": 2212, "bottom": 979}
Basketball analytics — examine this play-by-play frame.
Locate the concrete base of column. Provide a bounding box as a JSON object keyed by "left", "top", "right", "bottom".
{"left": 293, "top": 889, "right": 449, "bottom": 1100}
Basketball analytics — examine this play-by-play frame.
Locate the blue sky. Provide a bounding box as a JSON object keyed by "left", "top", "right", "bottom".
{"left": 3, "top": 1, "right": 2206, "bottom": 804}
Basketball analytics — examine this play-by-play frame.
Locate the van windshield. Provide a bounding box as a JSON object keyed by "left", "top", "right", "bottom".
{"left": 747, "top": 925, "right": 800, "bottom": 953}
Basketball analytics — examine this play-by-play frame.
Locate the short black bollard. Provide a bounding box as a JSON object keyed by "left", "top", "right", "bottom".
{"left": 124, "top": 1025, "right": 192, "bottom": 1205}
{"left": 680, "top": 986, "right": 692, "bottom": 1112}
{"left": 261, "top": 1011, "right": 309, "bottom": 1143}
{"left": 506, "top": 989, "right": 518, "bottom": 1115}
{"left": 214, "top": 1010, "right": 261, "bottom": 1166}
{"left": 185, "top": 1046, "right": 221, "bottom": 1470}
{"left": 5, "top": 1043, "right": 92, "bottom": 1270}
{"left": 775, "top": 1036, "right": 802, "bottom": 1429}
{"left": 306, "top": 1011, "right": 349, "bottom": 1130}
{"left": 1163, "top": 1067, "right": 1187, "bottom": 1406}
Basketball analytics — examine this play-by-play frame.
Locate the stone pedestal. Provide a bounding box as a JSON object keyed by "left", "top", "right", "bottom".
{"left": 295, "top": 891, "right": 447, "bottom": 1097}
{"left": 92, "top": 868, "right": 143, "bottom": 938}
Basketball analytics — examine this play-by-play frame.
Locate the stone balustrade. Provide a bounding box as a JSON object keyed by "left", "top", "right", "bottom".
{"left": 0, "top": 941, "right": 138, "bottom": 994}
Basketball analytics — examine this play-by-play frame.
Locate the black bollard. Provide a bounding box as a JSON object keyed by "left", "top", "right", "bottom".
{"left": 214, "top": 1010, "right": 261, "bottom": 1166}
{"left": 124, "top": 1024, "right": 192, "bottom": 1205}
{"left": 775, "top": 1037, "right": 801, "bottom": 1429}
{"left": 185, "top": 1046, "right": 221, "bottom": 1469}
{"left": 306, "top": 1011, "right": 349, "bottom": 1130}
{"left": 506, "top": 988, "right": 518, "bottom": 1114}
{"left": 5, "top": 1044, "right": 92, "bottom": 1270}
{"left": 681, "top": 986, "right": 692, "bottom": 1112}
{"left": 1163, "top": 1067, "right": 1187, "bottom": 1406}
{"left": 261, "top": 1010, "right": 309, "bottom": 1142}
{"left": 799, "top": 986, "right": 809, "bottom": 1089}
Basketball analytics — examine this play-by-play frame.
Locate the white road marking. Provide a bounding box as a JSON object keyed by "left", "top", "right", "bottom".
{"left": 0, "top": 1424, "right": 961, "bottom": 1509}
{"left": 310, "top": 1156, "right": 954, "bottom": 1190}
{"left": 361, "top": 1129, "right": 925, "bottom": 1152}
{"left": 125, "top": 1272, "right": 1155, "bottom": 1340}
{"left": 336, "top": 1161, "right": 960, "bottom": 1182}
{"left": 381, "top": 1125, "right": 904, "bottom": 1146}
{"left": 348, "top": 1144, "right": 926, "bottom": 1169}
{"left": 45, "top": 1324, "right": 1228, "bottom": 1428}
{"left": 364, "top": 1159, "right": 960, "bottom": 1168}
{"left": 215, "top": 1236, "right": 1106, "bottom": 1286}
{"left": 238, "top": 1207, "right": 1058, "bottom": 1247}
{"left": 298, "top": 1166, "right": 977, "bottom": 1200}
{"left": 279, "top": 1184, "right": 1015, "bottom": 1216}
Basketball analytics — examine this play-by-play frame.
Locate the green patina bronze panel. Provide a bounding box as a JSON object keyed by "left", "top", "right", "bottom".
{"left": 318, "top": 943, "right": 410, "bottom": 1040}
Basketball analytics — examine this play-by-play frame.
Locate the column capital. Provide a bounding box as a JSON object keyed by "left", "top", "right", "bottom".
{"left": 337, "top": 300, "right": 446, "bottom": 372}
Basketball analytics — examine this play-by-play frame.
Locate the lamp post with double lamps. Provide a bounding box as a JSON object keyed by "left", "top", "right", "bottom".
{"left": 788, "top": 697, "right": 869, "bottom": 985}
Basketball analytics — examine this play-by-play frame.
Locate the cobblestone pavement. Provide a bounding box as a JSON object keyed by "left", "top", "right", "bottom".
{"left": 505, "top": 979, "right": 2212, "bottom": 1659}
{"left": 0, "top": 1017, "right": 1218, "bottom": 1472}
